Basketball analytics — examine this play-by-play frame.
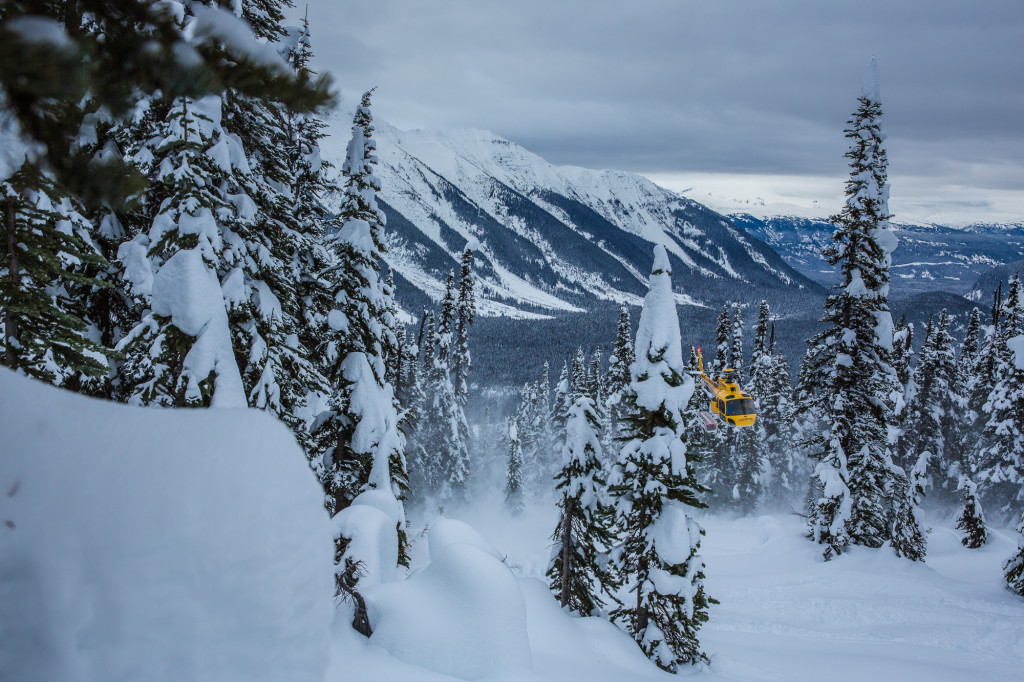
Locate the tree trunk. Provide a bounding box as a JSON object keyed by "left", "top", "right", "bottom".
{"left": 634, "top": 507, "right": 649, "bottom": 638}
{"left": 559, "top": 501, "right": 573, "bottom": 608}
{"left": 4, "top": 197, "right": 19, "bottom": 368}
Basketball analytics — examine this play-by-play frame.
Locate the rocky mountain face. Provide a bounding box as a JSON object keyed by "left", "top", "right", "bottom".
{"left": 321, "top": 117, "right": 1012, "bottom": 386}
{"left": 322, "top": 123, "right": 824, "bottom": 324}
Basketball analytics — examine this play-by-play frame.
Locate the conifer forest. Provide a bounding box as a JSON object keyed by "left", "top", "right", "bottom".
{"left": 2, "top": 2, "right": 1023, "bottom": 681}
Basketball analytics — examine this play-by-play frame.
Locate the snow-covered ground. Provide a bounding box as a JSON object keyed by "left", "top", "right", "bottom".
{"left": 4, "top": 370, "right": 1023, "bottom": 682}
{"left": 338, "top": 499, "right": 1024, "bottom": 682}
{"left": 0, "top": 369, "right": 334, "bottom": 682}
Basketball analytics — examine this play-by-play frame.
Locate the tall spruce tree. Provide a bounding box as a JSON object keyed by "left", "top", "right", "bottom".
{"left": 609, "top": 245, "right": 710, "bottom": 670}
{"left": 713, "top": 303, "right": 731, "bottom": 373}
{"left": 974, "top": 274, "right": 1024, "bottom": 521}
{"left": 312, "top": 91, "right": 405, "bottom": 517}
{"left": 796, "top": 58, "right": 916, "bottom": 559}
{"left": 505, "top": 418, "right": 525, "bottom": 515}
{"left": 761, "top": 325, "right": 799, "bottom": 508}
{"left": 547, "top": 369, "right": 617, "bottom": 616}
{"left": 606, "top": 305, "right": 635, "bottom": 448}
{"left": 453, "top": 247, "right": 475, "bottom": 403}
{"left": 730, "top": 298, "right": 745, "bottom": 385}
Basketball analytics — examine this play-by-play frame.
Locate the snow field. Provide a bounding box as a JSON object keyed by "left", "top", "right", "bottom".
{"left": 0, "top": 369, "right": 334, "bottom": 682}
{"left": 340, "top": 498, "right": 1024, "bottom": 682}
{"left": 6, "top": 366, "right": 1023, "bottom": 682}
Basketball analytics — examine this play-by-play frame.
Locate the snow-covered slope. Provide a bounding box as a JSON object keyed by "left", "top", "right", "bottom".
{"left": 0, "top": 369, "right": 335, "bottom": 682}
{"left": 321, "top": 117, "right": 822, "bottom": 319}
{"left": 334, "top": 501, "right": 1024, "bottom": 682}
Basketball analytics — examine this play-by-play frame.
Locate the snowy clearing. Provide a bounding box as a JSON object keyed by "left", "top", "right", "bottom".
{"left": 4, "top": 369, "right": 1024, "bottom": 682}
{"left": 333, "top": 500, "right": 1024, "bottom": 682}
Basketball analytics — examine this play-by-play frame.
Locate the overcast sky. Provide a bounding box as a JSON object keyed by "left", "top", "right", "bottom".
{"left": 289, "top": 0, "right": 1024, "bottom": 224}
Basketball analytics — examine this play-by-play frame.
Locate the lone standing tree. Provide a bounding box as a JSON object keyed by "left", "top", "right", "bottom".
{"left": 795, "top": 58, "right": 920, "bottom": 560}
{"left": 609, "top": 245, "right": 710, "bottom": 671}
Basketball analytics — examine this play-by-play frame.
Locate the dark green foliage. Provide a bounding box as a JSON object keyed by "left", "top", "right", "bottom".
{"left": 955, "top": 477, "right": 988, "bottom": 549}
{"left": 505, "top": 418, "right": 525, "bottom": 515}
{"left": 1004, "top": 513, "right": 1024, "bottom": 596}
{"left": 1, "top": 165, "right": 109, "bottom": 384}
{"left": 797, "top": 78, "right": 917, "bottom": 558}
{"left": 0, "top": 0, "right": 332, "bottom": 208}
{"left": 547, "top": 393, "right": 617, "bottom": 616}
{"left": 608, "top": 249, "right": 711, "bottom": 670}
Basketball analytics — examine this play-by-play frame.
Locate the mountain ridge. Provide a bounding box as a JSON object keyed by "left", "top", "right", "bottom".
{"left": 320, "top": 118, "right": 824, "bottom": 321}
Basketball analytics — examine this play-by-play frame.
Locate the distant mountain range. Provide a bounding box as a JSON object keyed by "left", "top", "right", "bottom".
{"left": 318, "top": 115, "right": 1020, "bottom": 386}
{"left": 730, "top": 214, "right": 1024, "bottom": 297}
{"left": 321, "top": 120, "right": 824, "bottom": 322}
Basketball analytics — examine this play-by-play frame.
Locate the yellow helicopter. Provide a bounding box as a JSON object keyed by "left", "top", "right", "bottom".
{"left": 693, "top": 348, "right": 757, "bottom": 431}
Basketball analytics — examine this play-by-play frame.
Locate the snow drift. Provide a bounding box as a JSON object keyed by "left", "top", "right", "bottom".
{"left": 361, "top": 518, "right": 531, "bottom": 680}
{"left": 0, "top": 369, "right": 334, "bottom": 682}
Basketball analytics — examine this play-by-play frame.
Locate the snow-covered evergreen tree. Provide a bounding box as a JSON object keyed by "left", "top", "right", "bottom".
{"left": 889, "top": 452, "right": 929, "bottom": 561}
{"left": 115, "top": 94, "right": 247, "bottom": 409}
{"left": 1, "top": 164, "right": 109, "bottom": 387}
{"left": 609, "top": 245, "right": 710, "bottom": 670}
{"left": 505, "top": 418, "right": 525, "bottom": 515}
{"left": 892, "top": 314, "right": 913, "bottom": 390}
{"left": 311, "top": 91, "right": 405, "bottom": 517}
{"left": 553, "top": 359, "right": 572, "bottom": 445}
{"left": 797, "top": 58, "right": 915, "bottom": 559}
{"left": 955, "top": 476, "right": 988, "bottom": 549}
{"left": 516, "top": 379, "right": 544, "bottom": 497}
{"left": 547, "top": 376, "right": 616, "bottom": 616}
{"left": 407, "top": 311, "right": 440, "bottom": 496}
{"left": 453, "top": 247, "right": 475, "bottom": 403}
{"left": 606, "top": 305, "right": 635, "bottom": 448}
{"left": 974, "top": 274, "right": 1024, "bottom": 520}
{"left": 756, "top": 320, "right": 799, "bottom": 508}
{"left": 713, "top": 303, "right": 731, "bottom": 373}
{"left": 730, "top": 298, "right": 745, "bottom": 385}
{"left": 901, "top": 310, "right": 959, "bottom": 503}
{"left": 730, "top": 299, "right": 762, "bottom": 514}
{"left": 1004, "top": 511, "right": 1024, "bottom": 596}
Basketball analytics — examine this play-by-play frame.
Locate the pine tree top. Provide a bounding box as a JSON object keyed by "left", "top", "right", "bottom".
{"left": 631, "top": 245, "right": 693, "bottom": 416}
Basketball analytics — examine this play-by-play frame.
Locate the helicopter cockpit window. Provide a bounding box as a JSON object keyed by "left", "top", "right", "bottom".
{"left": 725, "top": 398, "right": 755, "bottom": 416}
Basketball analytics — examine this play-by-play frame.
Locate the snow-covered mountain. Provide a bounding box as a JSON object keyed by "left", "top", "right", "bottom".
{"left": 731, "top": 214, "right": 1024, "bottom": 296}
{"left": 321, "top": 119, "right": 823, "bottom": 320}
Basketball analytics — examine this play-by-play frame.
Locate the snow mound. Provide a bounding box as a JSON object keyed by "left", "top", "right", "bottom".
{"left": 427, "top": 517, "right": 504, "bottom": 562}
{"left": 0, "top": 370, "right": 334, "bottom": 682}
{"left": 364, "top": 525, "right": 530, "bottom": 679}
{"left": 334, "top": 503, "right": 398, "bottom": 587}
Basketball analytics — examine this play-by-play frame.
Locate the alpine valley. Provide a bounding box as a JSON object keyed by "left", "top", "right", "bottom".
{"left": 320, "top": 114, "right": 1024, "bottom": 386}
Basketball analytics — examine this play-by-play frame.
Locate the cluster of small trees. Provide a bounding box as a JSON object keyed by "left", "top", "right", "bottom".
{"left": 510, "top": 59, "right": 1024, "bottom": 672}
{"left": 402, "top": 249, "right": 477, "bottom": 507}
{"left": 508, "top": 249, "right": 711, "bottom": 672}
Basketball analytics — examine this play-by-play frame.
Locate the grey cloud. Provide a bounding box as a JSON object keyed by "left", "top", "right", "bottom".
{"left": 293, "top": 0, "right": 1024, "bottom": 218}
